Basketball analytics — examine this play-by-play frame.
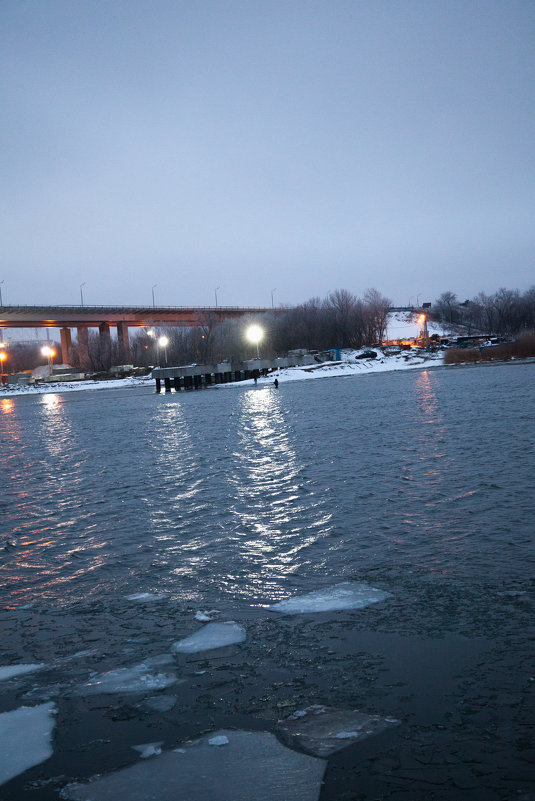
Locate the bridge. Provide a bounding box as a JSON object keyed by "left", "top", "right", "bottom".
{"left": 0, "top": 305, "right": 282, "bottom": 365}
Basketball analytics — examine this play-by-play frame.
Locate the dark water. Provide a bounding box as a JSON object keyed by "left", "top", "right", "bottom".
{"left": 1, "top": 363, "right": 534, "bottom": 799}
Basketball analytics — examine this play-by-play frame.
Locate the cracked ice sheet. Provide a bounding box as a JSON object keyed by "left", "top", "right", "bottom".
{"left": 63, "top": 729, "right": 326, "bottom": 801}
{"left": 172, "top": 621, "right": 246, "bottom": 654}
{"left": 276, "top": 705, "right": 400, "bottom": 757}
{"left": 0, "top": 702, "right": 56, "bottom": 786}
{"left": 75, "top": 660, "right": 177, "bottom": 695}
{"left": 270, "top": 582, "right": 391, "bottom": 614}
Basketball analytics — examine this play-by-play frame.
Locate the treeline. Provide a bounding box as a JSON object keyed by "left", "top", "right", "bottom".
{"left": 433, "top": 287, "right": 535, "bottom": 336}
{"left": 128, "top": 288, "right": 392, "bottom": 367}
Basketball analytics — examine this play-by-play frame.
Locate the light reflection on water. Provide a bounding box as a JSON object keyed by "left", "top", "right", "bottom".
{"left": 0, "top": 364, "right": 534, "bottom": 610}
{"left": 227, "top": 388, "right": 332, "bottom": 599}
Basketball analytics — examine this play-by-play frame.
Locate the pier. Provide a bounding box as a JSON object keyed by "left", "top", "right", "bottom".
{"left": 152, "top": 354, "right": 316, "bottom": 392}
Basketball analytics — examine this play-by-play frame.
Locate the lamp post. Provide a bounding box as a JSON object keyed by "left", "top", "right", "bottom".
{"left": 41, "top": 346, "right": 56, "bottom": 374}
{"left": 246, "top": 324, "right": 263, "bottom": 359}
{"left": 0, "top": 350, "right": 7, "bottom": 384}
{"left": 0, "top": 280, "right": 4, "bottom": 307}
{"left": 152, "top": 284, "right": 157, "bottom": 308}
{"left": 271, "top": 288, "right": 277, "bottom": 308}
{"left": 158, "top": 335, "right": 169, "bottom": 365}
{"left": 80, "top": 282, "right": 86, "bottom": 307}
{"left": 215, "top": 286, "right": 220, "bottom": 307}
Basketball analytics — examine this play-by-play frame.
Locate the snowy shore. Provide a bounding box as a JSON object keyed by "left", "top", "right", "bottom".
{"left": 0, "top": 348, "right": 444, "bottom": 397}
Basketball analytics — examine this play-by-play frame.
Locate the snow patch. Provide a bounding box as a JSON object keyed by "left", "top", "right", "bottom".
{"left": 270, "top": 582, "right": 391, "bottom": 614}
{"left": 172, "top": 621, "right": 246, "bottom": 654}
{"left": 208, "top": 735, "right": 229, "bottom": 746}
{"left": 0, "top": 702, "right": 56, "bottom": 786}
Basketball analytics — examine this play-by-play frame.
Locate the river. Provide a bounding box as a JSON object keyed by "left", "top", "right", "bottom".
{"left": 1, "top": 362, "right": 534, "bottom": 800}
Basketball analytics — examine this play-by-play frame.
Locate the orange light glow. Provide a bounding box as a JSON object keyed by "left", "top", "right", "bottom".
{"left": 417, "top": 314, "right": 426, "bottom": 324}
{"left": 0, "top": 352, "right": 6, "bottom": 361}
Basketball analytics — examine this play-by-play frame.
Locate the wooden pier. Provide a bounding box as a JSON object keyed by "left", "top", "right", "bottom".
{"left": 152, "top": 355, "right": 315, "bottom": 392}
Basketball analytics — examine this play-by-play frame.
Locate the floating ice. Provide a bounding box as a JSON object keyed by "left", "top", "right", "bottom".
{"left": 75, "top": 661, "right": 177, "bottom": 695}
{"left": 0, "top": 663, "right": 45, "bottom": 681}
{"left": 62, "top": 729, "right": 326, "bottom": 801}
{"left": 208, "top": 735, "right": 229, "bottom": 746}
{"left": 0, "top": 702, "right": 56, "bottom": 786}
{"left": 172, "top": 622, "right": 246, "bottom": 654}
{"left": 140, "top": 695, "right": 177, "bottom": 713}
{"left": 194, "top": 609, "right": 220, "bottom": 622}
{"left": 132, "top": 742, "right": 163, "bottom": 758}
{"left": 276, "top": 705, "right": 400, "bottom": 757}
{"left": 126, "top": 593, "right": 167, "bottom": 602}
{"left": 270, "top": 582, "right": 391, "bottom": 614}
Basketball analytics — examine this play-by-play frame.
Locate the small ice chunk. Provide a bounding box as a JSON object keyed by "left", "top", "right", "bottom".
{"left": 75, "top": 661, "right": 177, "bottom": 695}
{"left": 132, "top": 742, "right": 163, "bottom": 758}
{"left": 0, "top": 663, "right": 45, "bottom": 681}
{"left": 277, "top": 705, "right": 400, "bottom": 757}
{"left": 126, "top": 593, "right": 167, "bottom": 602}
{"left": 270, "top": 582, "right": 391, "bottom": 614}
{"left": 208, "top": 735, "right": 229, "bottom": 746}
{"left": 172, "top": 622, "right": 246, "bottom": 654}
{"left": 0, "top": 702, "right": 56, "bottom": 786}
{"left": 140, "top": 695, "right": 177, "bottom": 713}
{"left": 195, "top": 609, "right": 220, "bottom": 622}
{"left": 62, "top": 729, "right": 326, "bottom": 801}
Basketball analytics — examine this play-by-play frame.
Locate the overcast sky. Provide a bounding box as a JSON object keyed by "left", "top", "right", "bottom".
{"left": 1, "top": 0, "right": 534, "bottom": 308}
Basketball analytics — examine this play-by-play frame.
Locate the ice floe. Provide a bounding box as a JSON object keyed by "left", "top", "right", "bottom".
{"left": 75, "top": 660, "right": 177, "bottom": 695}
{"left": 125, "top": 592, "right": 167, "bottom": 602}
{"left": 62, "top": 729, "right": 326, "bottom": 801}
{"left": 139, "top": 695, "right": 177, "bottom": 713}
{"left": 172, "top": 621, "right": 246, "bottom": 654}
{"left": 132, "top": 742, "right": 163, "bottom": 758}
{"left": 270, "top": 582, "right": 391, "bottom": 614}
{"left": 208, "top": 735, "right": 229, "bottom": 746}
{"left": 0, "top": 702, "right": 56, "bottom": 786}
{"left": 276, "top": 705, "right": 400, "bottom": 757}
{"left": 0, "top": 663, "right": 45, "bottom": 681}
{"left": 194, "top": 609, "right": 220, "bottom": 622}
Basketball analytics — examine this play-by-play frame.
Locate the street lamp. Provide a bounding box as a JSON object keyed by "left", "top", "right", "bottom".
{"left": 158, "top": 335, "right": 169, "bottom": 365}
{"left": 215, "top": 286, "right": 220, "bottom": 307}
{"left": 152, "top": 284, "right": 158, "bottom": 308}
{"left": 0, "top": 350, "right": 7, "bottom": 385}
{"left": 80, "top": 282, "right": 86, "bottom": 307}
{"left": 41, "top": 346, "right": 56, "bottom": 374}
{"left": 246, "top": 324, "right": 263, "bottom": 359}
{"left": 0, "top": 280, "right": 4, "bottom": 307}
{"left": 271, "top": 288, "right": 277, "bottom": 308}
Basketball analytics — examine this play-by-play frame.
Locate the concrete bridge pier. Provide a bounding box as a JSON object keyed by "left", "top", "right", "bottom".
{"left": 117, "top": 321, "right": 130, "bottom": 362}
{"left": 60, "top": 327, "right": 72, "bottom": 364}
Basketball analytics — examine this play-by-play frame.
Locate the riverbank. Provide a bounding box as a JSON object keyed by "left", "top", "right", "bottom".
{"left": 1, "top": 348, "right": 445, "bottom": 397}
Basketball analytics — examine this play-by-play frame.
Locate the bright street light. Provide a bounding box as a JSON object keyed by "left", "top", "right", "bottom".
{"left": 246, "top": 324, "right": 263, "bottom": 358}
{"left": 0, "top": 350, "right": 7, "bottom": 383}
{"left": 158, "top": 335, "right": 169, "bottom": 365}
{"left": 41, "top": 346, "right": 56, "bottom": 373}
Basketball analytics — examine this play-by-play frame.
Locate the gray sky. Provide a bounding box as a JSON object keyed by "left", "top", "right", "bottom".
{"left": 2, "top": 0, "right": 534, "bottom": 308}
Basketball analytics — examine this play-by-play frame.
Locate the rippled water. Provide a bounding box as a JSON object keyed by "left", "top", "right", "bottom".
{"left": 1, "top": 362, "right": 534, "bottom": 799}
